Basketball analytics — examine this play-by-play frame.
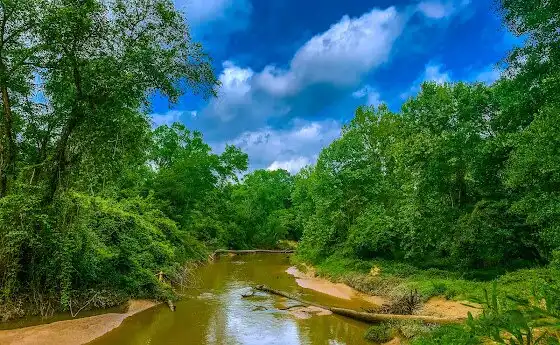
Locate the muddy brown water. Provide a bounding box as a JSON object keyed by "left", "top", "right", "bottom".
{"left": 89, "top": 254, "right": 375, "bottom": 345}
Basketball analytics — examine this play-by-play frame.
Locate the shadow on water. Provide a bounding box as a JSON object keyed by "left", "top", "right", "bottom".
{"left": 88, "top": 254, "right": 374, "bottom": 345}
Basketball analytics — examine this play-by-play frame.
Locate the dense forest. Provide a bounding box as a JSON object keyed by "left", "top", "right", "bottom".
{"left": 0, "top": 0, "right": 559, "bottom": 341}
{"left": 0, "top": 0, "right": 298, "bottom": 318}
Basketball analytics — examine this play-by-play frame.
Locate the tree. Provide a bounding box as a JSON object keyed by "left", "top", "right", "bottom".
{"left": 27, "top": 0, "right": 217, "bottom": 200}
{"left": 149, "top": 123, "right": 247, "bottom": 226}
{"left": 0, "top": 0, "right": 220, "bottom": 312}
{"left": 230, "top": 169, "right": 294, "bottom": 248}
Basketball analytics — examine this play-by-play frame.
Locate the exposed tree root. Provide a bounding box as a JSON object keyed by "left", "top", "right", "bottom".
{"left": 254, "top": 285, "right": 461, "bottom": 324}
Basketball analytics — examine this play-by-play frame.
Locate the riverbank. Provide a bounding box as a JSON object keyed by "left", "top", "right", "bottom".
{"left": 0, "top": 300, "right": 159, "bottom": 345}
{"left": 285, "top": 265, "right": 480, "bottom": 321}
{"left": 4, "top": 252, "right": 558, "bottom": 345}
{"left": 292, "top": 254, "right": 560, "bottom": 344}
{"left": 297, "top": 255, "right": 559, "bottom": 304}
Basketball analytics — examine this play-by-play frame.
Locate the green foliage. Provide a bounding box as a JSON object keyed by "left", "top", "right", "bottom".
{"left": 411, "top": 324, "right": 479, "bottom": 345}
{"left": 364, "top": 323, "right": 395, "bottom": 343}
{"left": 466, "top": 283, "right": 560, "bottom": 345}
{"left": 294, "top": 15, "right": 560, "bottom": 271}
{"left": 292, "top": 0, "right": 560, "bottom": 274}
{"left": 0, "top": 0, "right": 222, "bottom": 316}
{"left": 0, "top": 191, "right": 207, "bottom": 308}
{"left": 2, "top": 0, "right": 560, "bottom": 326}
{"left": 228, "top": 169, "right": 296, "bottom": 248}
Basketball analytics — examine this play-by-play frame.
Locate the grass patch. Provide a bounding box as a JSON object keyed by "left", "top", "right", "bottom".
{"left": 364, "top": 323, "right": 395, "bottom": 343}
{"left": 409, "top": 324, "right": 479, "bottom": 345}
{"left": 297, "top": 254, "right": 560, "bottom": 306}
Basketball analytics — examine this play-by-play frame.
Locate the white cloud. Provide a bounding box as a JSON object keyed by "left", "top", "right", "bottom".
{"left": 417, "top": 0, "right": 471, "bottom": 20}
{"left": 219, "top": 61, "right": 254, "bottom": 95}
{"left": 417, "top": 1, "right": 450, "bottom": 19}
{"left": 214, "top": 119, "right": 341, "bottom": 172}
{"left": 401, "top": 63, "right": 451, "bottom": 99}
{"left": 268, "top": 157, "right": 311, "bottom": 174}
{"left": 152, "top": 110, "right": 183, "bottom": 127}
{"left": 473, "top": 66, "right": 501, "bottom": 84}
{"left": 201, "top": 6, "right": 405, "bottom": 130}
{"left": 151, "top": 110, "right": 197, "bottom": 127}
{"left": 255, "top": 7, "right": 405, "bottom": 95}
{"left": 195, "top": 3, "right": 473, "bottom": 167}
{"left": 424, "top": 64, "right": 451, "bottom": 84}
{"left": 352, "top": 85, "right": 382, "bottom": 106}
{"left": 205, "top": 61, "right": 256, "bottom": 122}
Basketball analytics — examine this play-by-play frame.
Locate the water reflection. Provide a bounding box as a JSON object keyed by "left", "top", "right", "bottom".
{"left": 88, "top": 254, "right": 372, "bottom": 345}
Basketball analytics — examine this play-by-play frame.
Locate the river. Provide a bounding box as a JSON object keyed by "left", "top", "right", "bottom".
{"left": 88, "top": 253, "right": 374, "bottom": 345}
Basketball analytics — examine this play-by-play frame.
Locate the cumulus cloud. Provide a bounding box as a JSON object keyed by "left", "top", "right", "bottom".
{"left": 207, "top": 61, "right": 255, "bottom": 122}
{"left": 352, "top": 85, "right": 382, "bottom": 106}
{"left": 192, "top": 3, "right": 472, "bottom": 170}
{"left": 199, "top": 6, "right": 405, "bottom": 137}
{"left": 214, "top": 119, "right": 341, "bottom": 172}
{"left": 151, "top": 110, "right": 197, "bottom": 127}
{"left": 152, "top": 110, "right": 183, "bottom": 127}
{"left": 268, "top": 157, "right": 311, "bottom": 174}
{"left": 401, "top": 63, "right": 451, "bottom": 99}
{"left": 424, "top": 64, "right": 451, "bottom": 84}
{"left": 473, "top": 65, "right": 501, "bottom": 84}
{"left": 417, "top": 0, "right": 471, "bottom": 20}
{"left": 254, "top": 7, "right": 405, "bottom": 95}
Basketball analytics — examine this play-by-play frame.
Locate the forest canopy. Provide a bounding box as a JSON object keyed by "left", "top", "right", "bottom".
{"left": 0, "top": 0, "right": 559, "bottom": 323}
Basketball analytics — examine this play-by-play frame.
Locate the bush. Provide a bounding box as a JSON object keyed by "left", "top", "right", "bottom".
{"left": 364, "top": 323, "right": 395, "bottom": 343}
{"left": 0, "top": 191, "right": 207, "bottom": 313}
{"left": 410, "top": 325, "right": 479, "bottom": 345}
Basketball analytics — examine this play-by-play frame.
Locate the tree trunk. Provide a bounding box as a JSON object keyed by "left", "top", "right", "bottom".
{"left": 44, "top": 62, "right": 84, "bottom": 202}
{"left": 44, "top": 113, "right": 80, "bottom": 202}
{"left": 0, "top": 83, "right": 14, "bottom": 197}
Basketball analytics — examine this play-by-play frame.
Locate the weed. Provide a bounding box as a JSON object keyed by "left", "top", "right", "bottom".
{"left": 364, "top": 323, "right": 395, "bottom": 343}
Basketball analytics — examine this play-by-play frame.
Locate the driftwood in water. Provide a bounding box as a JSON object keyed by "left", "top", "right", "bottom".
{"left": 241, "top": 288, "right": 255, "bottom": 298}
{"left": 254, "top": 285, "right": 461, "bottom": 325}
{"left": 167, "top": 299, "right": 175, "bottom": 311}
{"left": 210, "top": 249, "right": 294, "bottom": 260}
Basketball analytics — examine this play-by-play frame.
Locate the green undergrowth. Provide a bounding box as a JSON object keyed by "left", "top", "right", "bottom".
{"left": 294, "top": 254, "right": 560, "bottom": 306}
{"left": 409, "top": 324, "right": 479, "bottom": 345}
{"left": 293, "top": 254, "right": 560, "bottom": 344}
{"left": 364, "top": 320, "right": 436, "bottom": 343}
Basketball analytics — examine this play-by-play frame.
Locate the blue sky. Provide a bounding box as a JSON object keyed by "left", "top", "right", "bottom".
{"left": 151, "top": 0, "right": 519, "bottom": 173}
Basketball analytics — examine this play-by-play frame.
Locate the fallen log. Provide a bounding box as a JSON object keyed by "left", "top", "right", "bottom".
{"left": 254, "top": 285, "right": 461, "bottom": 325}
{"left": 210, "top": 249, "right": 294, "bottom": 260}
{"left": 167, "top": 299, "right": 176, "bottom": 311}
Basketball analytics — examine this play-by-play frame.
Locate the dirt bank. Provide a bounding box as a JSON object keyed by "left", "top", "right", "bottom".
{"left": 419, "top": 297, "right": 481, "bottom": 319}
{"left": 0, "top": 300, "right": 158, "bottom": 345}
{"left": 286, "top": 266, "right": 481, "bottom": 321}
{"left": 286, "top": 266, "right": 388, "bottom": 306}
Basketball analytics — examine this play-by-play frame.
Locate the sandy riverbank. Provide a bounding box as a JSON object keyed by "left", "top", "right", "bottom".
{"left": 0, "top": 300, "right": 159, "bottom": 345}
{"left": 285, "top": 266, "right": 480, "bottom": 320}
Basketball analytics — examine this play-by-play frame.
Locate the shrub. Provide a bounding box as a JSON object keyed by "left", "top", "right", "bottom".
{"left": 364, "top": 323, "right": 395, "bottom": 343}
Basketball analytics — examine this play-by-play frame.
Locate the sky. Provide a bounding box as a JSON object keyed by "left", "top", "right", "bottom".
{"left": 150, "top": 0, "right": 520, "bottom": 174}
